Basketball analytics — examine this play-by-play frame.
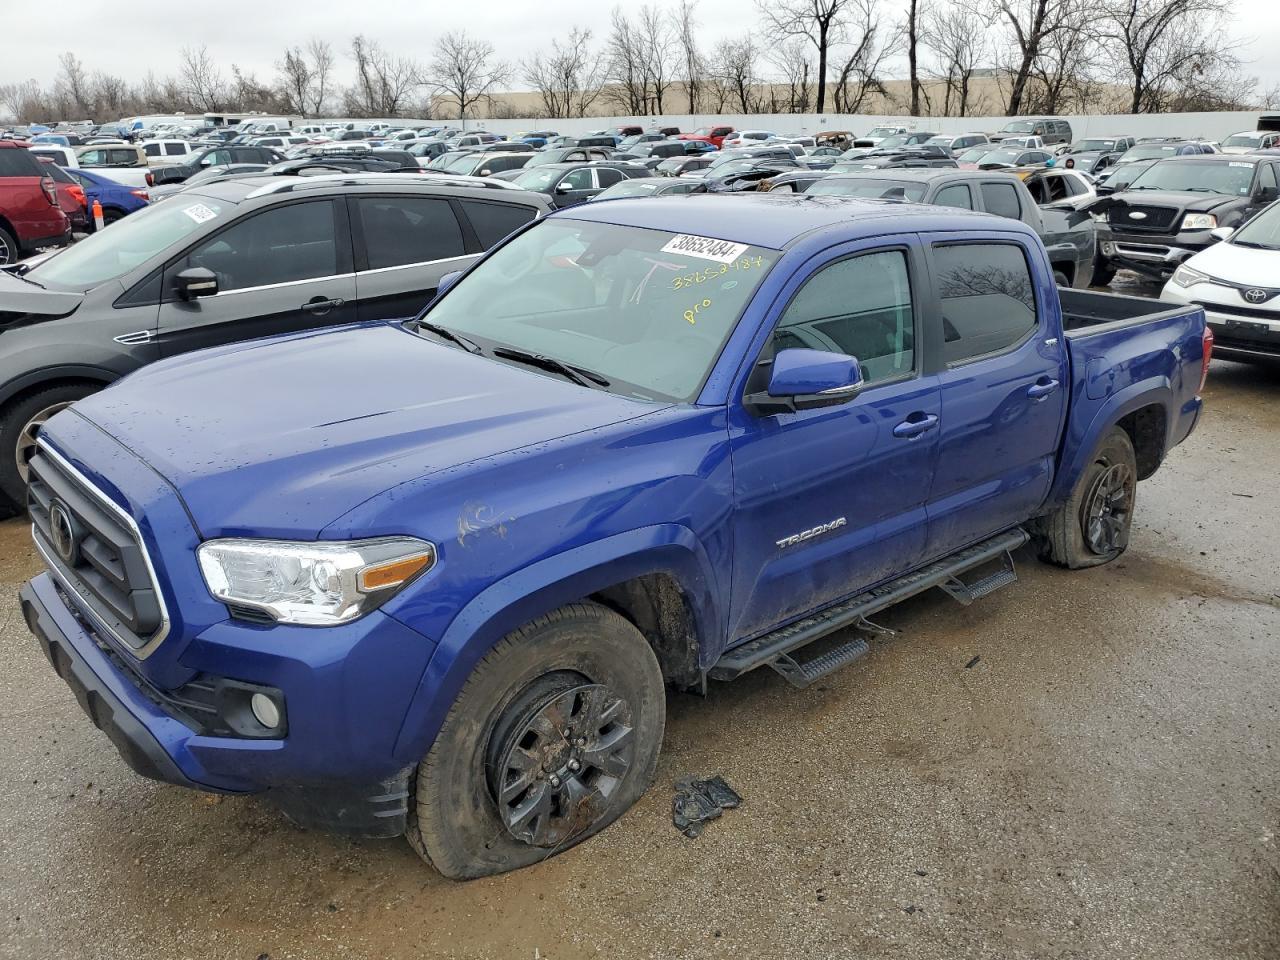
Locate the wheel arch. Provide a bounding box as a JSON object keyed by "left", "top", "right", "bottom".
{"left": 0, "top": 366, "right": 117, "bottom": 410}
{"left": 391, "top": 524, "right": 720, "bottom": 764}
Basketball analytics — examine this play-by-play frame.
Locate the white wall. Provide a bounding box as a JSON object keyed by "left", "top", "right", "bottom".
{"left": 462, "top": 111, "right": 1267, "bottom": 142}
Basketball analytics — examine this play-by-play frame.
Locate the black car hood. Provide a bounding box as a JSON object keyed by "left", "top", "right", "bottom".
{"left": 1088, "top": 190, "right": 1239, "bottom": 215}
{"left": 0, "top": 269, "right": 84, "bottom": 329}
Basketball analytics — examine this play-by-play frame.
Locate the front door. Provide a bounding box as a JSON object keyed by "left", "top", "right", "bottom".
{"left": 728, "top": 241, "right": 941, "bottom": 643}
{"left": 922, "top": 235, "right": 1068, "bottom": 559}
{"left": 156, "top": 198, "right": 356, "bottom": 356}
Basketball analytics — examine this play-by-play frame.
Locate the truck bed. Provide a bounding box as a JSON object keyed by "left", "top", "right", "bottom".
{"left": 1059, "top": 288, "right": 1195, "bottom": 336}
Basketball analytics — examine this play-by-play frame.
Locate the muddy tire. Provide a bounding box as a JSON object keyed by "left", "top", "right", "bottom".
{"left": 406, "top": 602, "right": 665, "bottom": 880}
{"left": 0, "top": 383, "right": 99, "bottom": 513}
{"left": 1035, "top": 427, "right": 1137, "bottom": 569}
{"left": 1053, "top": 269, "right": 1070, "bottom": 287}
{"left": 0, "top": 225, "right": 18, "bottom": 267}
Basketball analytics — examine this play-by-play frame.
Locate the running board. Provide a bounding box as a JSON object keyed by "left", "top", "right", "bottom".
{"left": 709, "top": 528, "right": 1029, "bottom": 684}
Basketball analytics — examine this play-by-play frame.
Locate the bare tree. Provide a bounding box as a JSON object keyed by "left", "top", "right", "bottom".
{"left": 769, "top": 39, "right": 814, "bottom": 113}
{"left": 180, "top": 44, "right": 226, "bottom": 111}
{"left": 904, "top": 0, "right": 926, "bottom": 115}
{"left": 306, "top": 39, "right": 335, "bottom": 116}
{"left": 923, "top": 2, "right": 987, "bottom": 116}
{"left": 757, "top": 0, "right": 851, "bottom": 114}
{"left": 717, "top": 36, "right": 763, "bottom": 113}
{"left": 603, "top": 5, "right": 676, "bottom": 115}
{"left": 345, "top": 35, "right": 421, "bottom": 117}
{"left": 637, "top": 5, "right": 676, "bottom": 114}
{"left": 992, "top": 0, "right": 1093, "bottom": 115}
{"left": 92, "top": 72, "right": 129, "bottom": 117}
{"left": 830, "top": 0, "right": 900, "bottom": 113}
{"left": 430, "top": 30, "right": 509, "bottom": 120}
{"left": 277, "top": 46, "right": 314, "bottom": 116}
{"left": 674, "top": 0, "right": 705, "bottom": 113}
{"left": 523, "top": 28, "right": 607, "bottom": 118}
{"left": 56, "top": 52, "right": 92, "bottom": 118}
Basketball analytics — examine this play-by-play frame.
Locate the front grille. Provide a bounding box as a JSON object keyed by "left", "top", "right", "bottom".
{"left": 1109, "top": 205, "right": 1181, "bottom": 233}
{"left": 27, "top": 445, "right": 166, "bottom": 654}
{"left": 1195, "top": 300, "right": 1280, "bottom": 322}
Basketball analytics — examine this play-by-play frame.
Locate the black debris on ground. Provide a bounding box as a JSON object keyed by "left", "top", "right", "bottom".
{"left": 672, "top": 775, "right": 742, "bottom": 838}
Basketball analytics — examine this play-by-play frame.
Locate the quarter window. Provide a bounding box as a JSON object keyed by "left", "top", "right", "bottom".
{"left": 933, "top": 243, "right": 1038, "bottom": 364}
{"left": 356, "top": 196, "right": 465, "bottom": 268}
{"left": 460, "top": 200, "right": 538, "bottom": 249}
{"left": 178, "top": 200, "right": 338, "bottom": 293}
{"left": 773, "top": 250, "right": 915, "bottom": 385}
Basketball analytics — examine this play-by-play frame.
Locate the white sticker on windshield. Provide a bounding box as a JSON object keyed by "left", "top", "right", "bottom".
{"left": 661, "top": 234, "right": 750, "bottom": 264}
{"left": 182, "top": 202, "right": 218, "bottom": 224}
{"left": 1230, "top": 162, "right": 1254, "bottom": 168}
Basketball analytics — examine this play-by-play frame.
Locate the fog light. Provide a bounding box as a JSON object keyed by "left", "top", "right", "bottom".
{"left": 250, "top": 692, "right": 281, "bottom": 729}
{"left": 1101, "top": 242, "right": 1115, "bottom": 256}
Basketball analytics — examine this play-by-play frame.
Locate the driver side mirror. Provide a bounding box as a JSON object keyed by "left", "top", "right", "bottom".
{"left": 435, "top": 270, "right": 464, "bottom": 297}
{"left": 1255, "top": 186, "right": 1278, "bottom": 205}
{"left": 746, "top": 348, "right": 864, "bottom": 416}
{"left": 1210, "top": 226, "right": 1235, "bottom": 242}
{"left": 555, "top": 182, "right": 575, "bottom": 193}
{"left": 174, "top": 266, "right": 218, "bottom": 301}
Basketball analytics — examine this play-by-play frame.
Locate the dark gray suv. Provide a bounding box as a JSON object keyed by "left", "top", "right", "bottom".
{"left": 0, "top": 173, "right": 551, "bottom": 510}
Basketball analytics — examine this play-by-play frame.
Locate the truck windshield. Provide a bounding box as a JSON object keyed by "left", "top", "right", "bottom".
{"left": 1002, "top": 121, "right": 1037, "bottom": 133}
{"left": 1223, "top": 134, "right": 1265, "bottom": 148}
{"left": 1073, "top": 140, "right": 1117, "bottom": 152}
{"left": 1127, "top": 160, "right": 1255, "bottom": 195}
{"left": 1228, "top": 202, "right": 1280, "bottom": 249}
{"left": 27, "top": 195, "right": 227, "bottom": 290}
{"left": 421, "top": 218, "right": 779, "bottom": 402}
{"left": 806, "top": 178, "right": 927, "bottom": 201}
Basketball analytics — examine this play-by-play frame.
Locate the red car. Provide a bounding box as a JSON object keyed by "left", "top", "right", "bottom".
{"left": 0, "top": 140, "right": 70, "bottom": 265}
{"left": 36, "top": 157, "right": 88, "bottom": 232}
{"left": 679, "top": 125, "right": 735, "bottom": 150}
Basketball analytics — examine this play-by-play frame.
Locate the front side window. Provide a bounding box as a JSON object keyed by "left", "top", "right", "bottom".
{"left": 357, "top": 196, "right": 465, "bottom": 268}
{"left": 177, "top": 200, "right": 338, "bottom": 293}
{"left": 143, "top": 143, "right": 161, "bottom": 156}
{"left": 935, "top": 184, "right": 974, "bottom": 209}
{"left": 423, "top": 219, "right": 778, "bottom": 401}
{"left": 933, "top": 243, "right": 1038, "bottom": 365}
{"left": 772, "top": 250, "right": 915, "bottom": 385}
{"left": 562, "top": 168, "right": 594, "bottom": 190}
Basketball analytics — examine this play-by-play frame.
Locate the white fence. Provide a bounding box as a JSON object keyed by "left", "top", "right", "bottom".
{"left": 462, "top": 111, "right": 1270, "bottom": 142}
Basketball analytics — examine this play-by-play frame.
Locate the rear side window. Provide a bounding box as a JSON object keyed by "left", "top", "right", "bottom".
{"left": 596, "top": 168, "right": 624, "bottom": 187}
{"left": 460, "top": 200, "right": 537, "bottom": 249}
{"left": 143, "top": 143, "right": 162, "bottom": 156}
{"left": 935, "top": 184, "right": 974, "bottom": 209}
{"left": 981, "top": 182, "right": 1022, "bottom": 220}
{"left": 773, "top": 249, "right": 915, "bottom": 385}
{"left": 933, "top": 243, "right": 1038, "bottom": 365}
{"left": 109, "top": 149, "right": 137, "bottom": 165}
{"left": 165, "top": 143, "right": 186, "bottom": 156}
{"left": 357, "top": 196, "right": 465, "bottom": 268}
{"left": 0, "top": 148, "right": 41, "bottom": 176}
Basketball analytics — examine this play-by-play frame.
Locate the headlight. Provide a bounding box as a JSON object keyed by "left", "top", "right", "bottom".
{"left": 1171, "top": 264, "right": 1212, "bottom": 288}
{"left": 1181, "top": 213, "right": 1218, "bottom": 230}
{"left": 197, "top": 537, "right": 435, "bottom": 625}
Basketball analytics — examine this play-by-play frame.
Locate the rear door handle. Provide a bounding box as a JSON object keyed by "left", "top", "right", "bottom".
{"left": 302, "top": 296, "right": 344, "bottom": 316}
{"left": 1027, "top": 378, "right": 1060, "bottom": 400}
{"left": 892, "top": 413, "right": 939, "bottom": 439}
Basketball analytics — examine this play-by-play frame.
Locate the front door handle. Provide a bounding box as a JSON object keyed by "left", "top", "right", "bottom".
{"left": 1027, "top": 378, "right": 1060, "bottom": 400}
{"left": 302, "top": 296, "right": 345, "bottom": 316}
{"left": 892, "top": 413, "right": 939, "bottom": 439}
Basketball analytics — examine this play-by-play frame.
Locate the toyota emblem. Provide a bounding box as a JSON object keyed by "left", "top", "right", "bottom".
{"left": 1244, "top": 288, "right": 1269, "bottom": 304}
{"left": 1128, "top": 211, "right": 1148, "bottom": 220}
{"left": 48, "top": 500, "right": 78, "bottom": 565}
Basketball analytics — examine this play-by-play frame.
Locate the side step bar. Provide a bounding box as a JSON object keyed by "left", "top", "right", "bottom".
{"left": 709, "top": 528, "right": 1029, "bottom": 686}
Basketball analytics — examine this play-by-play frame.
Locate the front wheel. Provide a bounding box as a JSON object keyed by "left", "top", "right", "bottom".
{"left": 406, "top": 602, "right": 665, "bottom": 879}
{"left": 0, "top": 225, "right": 18, "bottom": 266}
{"left": 0, "top": 384, "right": 100, "bottom": 512}
{"left": 1035, "top": 427, "right": 1137, "bottom": 569}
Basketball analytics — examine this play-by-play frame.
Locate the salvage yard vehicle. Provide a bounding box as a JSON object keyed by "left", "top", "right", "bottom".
{"left": 1089, "top": 154, "right": 1280, "bottom": 283}
{"left": 509, "top": 161, "right": 651, "bottom": 207}
{"left": 0, "top": 139, "right": 70, "bottom": 266}
{"left": 0, "top": 173, "right": 551, "bottom": 509}
{"left": 147, "top": 145, "right": 284, "bottom": 186}
{"left": 61, "top": 167, "right": 150, "bottom": 226}
{"left": 807, "top": 170, "right": 1097, "bottom": 287}
{"left": 19, "top": 193, "right": 1208, "bottom": 879}
{"left": 1160, "top": 198, "right": 1280, "bottom": 362}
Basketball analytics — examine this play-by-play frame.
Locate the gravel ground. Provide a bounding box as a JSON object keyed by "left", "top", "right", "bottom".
{"left": 0, "top": 356, "right": 1277, "bottom": 960}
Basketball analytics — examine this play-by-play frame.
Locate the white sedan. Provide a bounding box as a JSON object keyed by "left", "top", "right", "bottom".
{"left": 1161, "top": 204, "right": 1280, "bottom": 363}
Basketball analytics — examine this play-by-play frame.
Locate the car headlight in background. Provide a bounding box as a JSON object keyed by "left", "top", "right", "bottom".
{"left": 1181, "top": 213, "right": 1218, "bottom": 230}
{"left": 1171, "top": 264, "right": 1213, "bottom": 288}
{"left": 197, "top": 537, "right": 435, "bottom": 625}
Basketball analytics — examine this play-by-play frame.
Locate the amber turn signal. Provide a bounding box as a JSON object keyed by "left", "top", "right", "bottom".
{"left": 358, "top": 552, "right": 434, "bottom": 592}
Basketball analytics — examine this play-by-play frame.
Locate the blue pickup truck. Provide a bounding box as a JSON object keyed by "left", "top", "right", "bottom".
{"left": 19, "top": 195, "right": 1209, "bottom": 879}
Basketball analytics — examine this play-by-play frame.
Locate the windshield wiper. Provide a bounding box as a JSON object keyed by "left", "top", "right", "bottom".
{"left": 1230, "top": 239, "right": 1276, "bottom": 249}
{"left": 413, "top": 319, "right": 481, "bottom": 354}
{"left": 491, "top": 347, "right": 611, "bottom": 389}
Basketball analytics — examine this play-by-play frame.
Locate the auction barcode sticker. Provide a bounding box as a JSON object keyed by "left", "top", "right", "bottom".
{"left": 661, "top": 234, "right": 750, "bottom": 264}
{"left": 182, "top": 203, "right": 219, "bottom": 225}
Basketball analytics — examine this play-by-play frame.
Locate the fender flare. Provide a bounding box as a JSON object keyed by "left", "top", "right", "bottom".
{"left": 0, "top": 364, "right": 117, "bottom": 409}
{"left": 390, "top": 523, "right": 719, "bottom": 763}
{"left": 1047, "top": 375, "right": 1173, "bottom": 507}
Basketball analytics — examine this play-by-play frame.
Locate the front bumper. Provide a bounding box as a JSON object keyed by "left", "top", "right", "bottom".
{"left": 1098, "top": 227, "right": 1216, "bottom": 277}
{"left": 1160, "top": 283, "right": 1280, "bottom": 360}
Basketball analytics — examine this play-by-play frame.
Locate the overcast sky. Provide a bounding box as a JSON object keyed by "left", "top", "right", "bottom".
{"left": 3, "top": 0, "right": 1278, "bottom": 97}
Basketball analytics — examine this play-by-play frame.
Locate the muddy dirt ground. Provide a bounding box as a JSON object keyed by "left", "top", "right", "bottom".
{"left": 1, "top": 358, "right": 1278, "bottom": 960}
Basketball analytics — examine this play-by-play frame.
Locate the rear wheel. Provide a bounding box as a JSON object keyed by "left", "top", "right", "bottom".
{"left": 102, "top": 208, "right": 124, "bottom": 227}
{"left": 0, "top": 226, "right": 17, "bottom": 266}
{"left": 406, "top": 602, "right": 665, "bottom": 879}
{"left": 1036, "top": 427, "right": 1137, "bottom": 569}
{"left": 0, "top": 384, "right": 100, "bottom": 512}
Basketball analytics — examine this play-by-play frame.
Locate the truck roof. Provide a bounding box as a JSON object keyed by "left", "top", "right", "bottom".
{"left": 559, "top": 192, "right": 1009, "bottom": 249}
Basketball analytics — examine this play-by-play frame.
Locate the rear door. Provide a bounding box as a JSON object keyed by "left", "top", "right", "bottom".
{"left": 156, "top": 197, "right": 356, "bottom": 356}
{"left": 921, "top": 235, "right": 1068, "bottom": 558}
{"left": 350, "top": 193, "right": 473, "bottom": 320}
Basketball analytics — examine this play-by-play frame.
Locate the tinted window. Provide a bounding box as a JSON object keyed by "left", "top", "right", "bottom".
{"left": 357, "top": 196, "right": 465, "bottom": 268}
{"left": 596, "top": 168, "right": 624, "bottom": 187}
{"left": 143, "top": 143, "right": 162, "bottom": 156}
{"left": 0, "top": 148, "right": 41, "bottom": 176}
{"left": 461, "top": 200, "right": 538, "bottom": 248}
{"left": 981, "top": 182, "right": 1022, "bottom": 220}
{"left": 1259, "top": 164, "right": 1277, "bottom": 192}
{"left": 773, "top": 249, "right": 915, "bottom": 385}
{"left": 935, "top": 184, "right": 974, "bottom": 209}
{"left": 934, "top": 243, "right": 1037, "bottom": 364}
{"left": 165, "top": 143, "right": 186, "bottom": 155}
{"left": 180, "top": 200, "right": 338, "bottom": 293}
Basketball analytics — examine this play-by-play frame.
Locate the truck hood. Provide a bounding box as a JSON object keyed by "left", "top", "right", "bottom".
{"left": 1089, "top": 190, "right": 1239, "bottom": 215}
{"left": 74, "top": 322, "right": 664, "bottom": 538}
{"left": 0, "top": 269, "right": 84, "bottom": 329}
